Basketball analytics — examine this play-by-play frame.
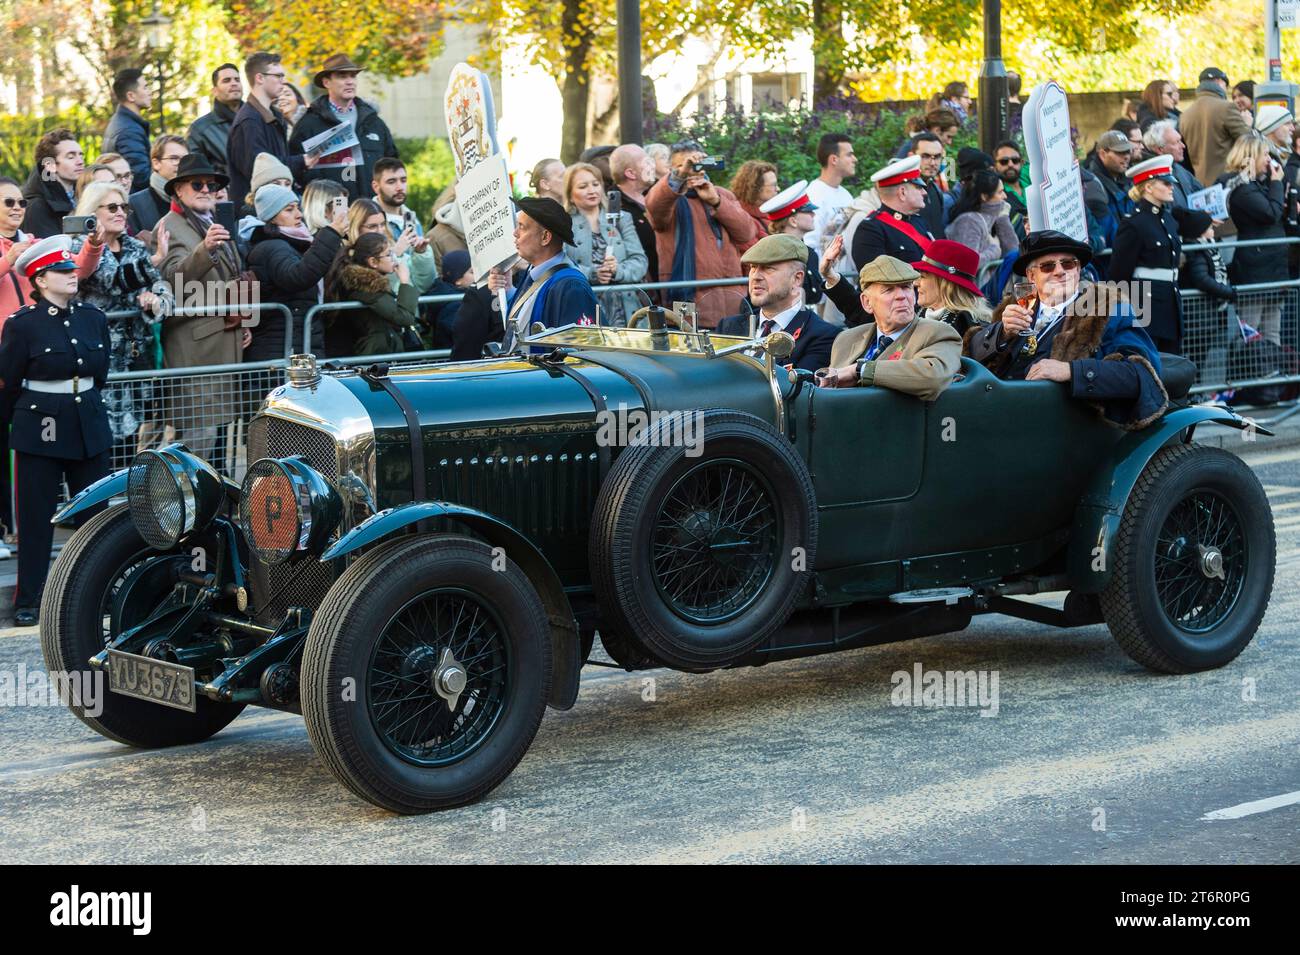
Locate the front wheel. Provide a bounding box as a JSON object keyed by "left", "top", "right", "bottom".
{"left": 301, "top": 535, "right": 552, "bottom": 813}
{"left": 1100, "top": 444, "right": 1275, "bottom": 673}
{"left": 40, "top": 505, "right": 246, "bottom": 746}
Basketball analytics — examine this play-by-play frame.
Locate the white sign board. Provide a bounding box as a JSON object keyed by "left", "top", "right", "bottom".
{"left": 1022, "top": 81, "right": 1090, "bottom": 243}
{"left": 1280, "top": 0, "right": 1298, "bottom": 28}
{"left": 1188, "top": 183, "right": 1229, "bottom": 220}
{"left": 456, "top": 154, "right": 517, "bottom": 278}
{"left": 443, "top": 63, "right": 516, "bottom": 280}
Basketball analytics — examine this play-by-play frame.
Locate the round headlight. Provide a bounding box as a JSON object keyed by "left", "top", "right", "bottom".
{"left": 240, "top": 457, "right": 340, "bottom": 565}
{"left": 127, "top": 446, "right": 223, "bottom": 549}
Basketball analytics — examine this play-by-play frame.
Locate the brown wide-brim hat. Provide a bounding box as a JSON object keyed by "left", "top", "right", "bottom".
{"left": 314, "top": 54, "right": 365, "bottom": 89}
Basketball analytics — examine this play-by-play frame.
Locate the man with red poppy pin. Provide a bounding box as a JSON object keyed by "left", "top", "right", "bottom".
{"left": 716, "top": 234, "right": 840, "bottom": 371}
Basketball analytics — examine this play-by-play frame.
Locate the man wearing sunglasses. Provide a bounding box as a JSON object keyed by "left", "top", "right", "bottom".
{"left": 965, "top": 230, "right": 1168, "bottom": 430}
{"left": 993, "top": 141, "right": 1029, "bottom": 235}
{"left": 155, "top": 154, "right": 245, "bottom": 462}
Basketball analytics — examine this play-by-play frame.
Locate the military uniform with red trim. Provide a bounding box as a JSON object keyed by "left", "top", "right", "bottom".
{"left": 0, "top": 236, "right": 112, "bottom": 621}
{"left": 851, "top": 156, "right": 934, "bottom": 272}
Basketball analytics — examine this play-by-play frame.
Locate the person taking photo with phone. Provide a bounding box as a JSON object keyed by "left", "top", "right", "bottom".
{"left": 1218, "top": 132, "right": 1289, "bottom": 347}
{"left": 156, "top": 154, "right": 247, "bottom": 464}
{"left": 244, "top": 183, "right": 346, "bottom": 360}
{"left": 371, "top": 158, "right": 436, "bottom": 295}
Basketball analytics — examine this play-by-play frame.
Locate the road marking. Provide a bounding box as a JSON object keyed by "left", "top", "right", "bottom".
{"left": 1264, "top": 484, "right": 1300, "bottom": 497}
{"left": 616, "top": 712, "right": 1300, "bottom": 864}
{"left": 1201, "top": 790, "right": 1300, "bottom": 821}
{"left": 1242, "top": 447, "right": 1300, "bottom": 467}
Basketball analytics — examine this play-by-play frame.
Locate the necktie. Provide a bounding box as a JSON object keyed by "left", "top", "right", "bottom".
{"left": 759, "top": 318, "right": 776, "bottom": 337}
{"left": 868, "top": 334, "right": 893, "bottom": 361}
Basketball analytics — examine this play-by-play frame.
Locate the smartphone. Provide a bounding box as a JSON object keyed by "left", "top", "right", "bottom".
{"left": 332, "top": 196, "right": 350, "bottom": 218}
{"left": 606, "top": 190, "right": 622, "bottom": 217}
{"left": 214, "top": 201, "right": 236, "bottom": 236}
{"left": 62, "top": 214, "right": 98, "bottom": 236}
{"left": 402, "top": 208, "right": 416, "bottom": 230}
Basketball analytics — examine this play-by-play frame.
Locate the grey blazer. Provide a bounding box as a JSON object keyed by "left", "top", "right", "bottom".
{"left": 567, "top": 210, "right": 648, "bottom": 326}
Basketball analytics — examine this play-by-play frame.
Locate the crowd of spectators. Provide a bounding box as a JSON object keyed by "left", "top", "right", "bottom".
{"left": 5, "top": 58, "right": 1299, "bottom": 501}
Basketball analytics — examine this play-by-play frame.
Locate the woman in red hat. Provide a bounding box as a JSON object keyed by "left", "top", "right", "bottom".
{"left": 914, "top": 238, "right": 991, "bottom": 337}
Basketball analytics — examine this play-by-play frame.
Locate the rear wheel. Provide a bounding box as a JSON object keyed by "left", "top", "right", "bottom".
{"left": 40, "top": 505, "right": 246, "bottom": 746}
{"left": 301, "top": 535, "right": 551, "bottom": 813}
{"left": 1100, "top": 444, "right": 1275, "bottom": 673}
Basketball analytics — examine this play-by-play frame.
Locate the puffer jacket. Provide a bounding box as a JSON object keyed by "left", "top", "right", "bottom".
{"left": 244, "top": 223, "right": 343, "bottom": 361}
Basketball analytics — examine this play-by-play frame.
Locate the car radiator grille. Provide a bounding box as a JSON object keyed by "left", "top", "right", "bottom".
{"left": 246, "top": 416, "right": 341, "bottom": 625}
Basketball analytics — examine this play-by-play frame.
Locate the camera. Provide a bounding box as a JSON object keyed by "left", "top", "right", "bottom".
{"left": 690, "top": 156, "right": 726, "bottom": 174}
{"left": 62, "top": 215, "right": 98, "bottom": 236}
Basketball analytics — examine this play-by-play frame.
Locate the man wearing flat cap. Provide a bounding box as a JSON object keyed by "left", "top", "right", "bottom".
{"left": 816, "top": 255, "right": 962, "bottom": 401}
{"left": 965, "top": 230, "right": 1168, "bottom": 429}
{"left": 485, "top": 197, "right": 598, "bottom": 349}
{"left": 715, "top": 234, "right": 840, "bottom": 372}
{"left": 289, "top": 53, "right": 399, "bottom": 200}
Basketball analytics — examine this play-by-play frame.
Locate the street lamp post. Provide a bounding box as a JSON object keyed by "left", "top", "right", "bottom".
{"left": 978, "top": 0, "right": 1009, "bottom": 155}
{"left": 617, "top": 0, "right": 644, "bottom": 144}
{"left": 140, "top": 2, "right": 173, "bottom": 134}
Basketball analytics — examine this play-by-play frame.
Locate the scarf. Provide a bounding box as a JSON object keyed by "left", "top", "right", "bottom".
{"left": 150, "top": 171, "right": 170, "bottom": 202}
{"left": 277, "top": 223, "right": 313, "bottom": 243}
{"left": 668, "top": 190, "right": 724, "bottom": 303}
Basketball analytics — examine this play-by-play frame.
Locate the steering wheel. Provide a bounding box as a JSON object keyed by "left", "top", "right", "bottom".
{"left": 627, "top": 306, "right": 691, "bottom": 331}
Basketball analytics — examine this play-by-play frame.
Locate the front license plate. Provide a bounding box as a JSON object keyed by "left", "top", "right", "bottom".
{"left": 107, "top": 649, "right": 196, "bottom": 712}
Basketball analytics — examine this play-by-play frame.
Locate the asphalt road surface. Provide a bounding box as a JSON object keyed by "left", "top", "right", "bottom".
{"left": 2, "top": 442, "right": 1298, "bottom": 864}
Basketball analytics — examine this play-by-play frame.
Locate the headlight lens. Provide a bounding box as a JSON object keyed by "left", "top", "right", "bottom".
{"left": 127, "top": 446, "right": 223, "bottom": 549}
{"left": 240, "top": 457, "right": 341, "bottom": 565}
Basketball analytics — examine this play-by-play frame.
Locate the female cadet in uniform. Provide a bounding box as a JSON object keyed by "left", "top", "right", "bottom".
{"left": 0, "top": 235, "right": 112, "bottom": 625}
{"left": 1108, "top": 154, "right": 1184, "bottom": 354}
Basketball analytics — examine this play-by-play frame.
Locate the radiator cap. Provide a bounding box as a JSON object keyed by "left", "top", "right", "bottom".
{"left": 286, "top": 353, "right": 321, "bottom": 389}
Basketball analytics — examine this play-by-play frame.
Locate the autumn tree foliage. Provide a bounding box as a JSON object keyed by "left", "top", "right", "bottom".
{"left": 224, "top": 0, "right": 446, "bottom": 80}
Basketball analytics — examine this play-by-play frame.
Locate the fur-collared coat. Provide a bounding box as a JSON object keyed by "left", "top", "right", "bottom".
{"left": 333, "top": 264, "right": 419, "bottom": 356}
{"left": 963, "top": 281, "right": 1169, "bottom": 430}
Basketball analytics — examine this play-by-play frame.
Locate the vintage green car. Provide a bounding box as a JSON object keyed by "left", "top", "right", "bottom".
{"left": 41, "top": 325, "right": 1276, "bottom": 813}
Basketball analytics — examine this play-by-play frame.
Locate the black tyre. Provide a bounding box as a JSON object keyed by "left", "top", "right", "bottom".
{"left": 591, "top": 409, "right": 817, "bottom": 671}
{"left": 39, "top": 505, "right": 246, "bottom": 746}
{"left": 301, "top": 535, "right": 551, "bottom": 813}
{"left": 1100, "top": 443, "right": 1275, "bottom": 673}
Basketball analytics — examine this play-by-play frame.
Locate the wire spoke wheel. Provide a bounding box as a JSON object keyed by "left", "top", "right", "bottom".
{"left": 368, "top": 589, "right": 509, "bottom": 767}
{"left": 1153, "top": 490, "right": 1246, "bottom": 634}
{"left": 1100, "top": 444, "right": 1274, "bottom": 674}
{"left": 651, "top": 459, "right": 778, "bottom": 624}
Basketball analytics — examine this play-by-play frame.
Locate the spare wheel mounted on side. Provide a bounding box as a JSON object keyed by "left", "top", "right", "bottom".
{"left": 590, "top": 409, "right": 817, "bottom": 672}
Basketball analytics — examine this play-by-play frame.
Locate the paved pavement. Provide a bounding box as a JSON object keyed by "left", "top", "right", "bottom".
{"left": 1, "top": 439, "right": 1297, "bottom": 863}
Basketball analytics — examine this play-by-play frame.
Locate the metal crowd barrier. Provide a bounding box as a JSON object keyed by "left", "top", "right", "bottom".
{"left": 299, "top": 276, "right": 751, "bottom": 352}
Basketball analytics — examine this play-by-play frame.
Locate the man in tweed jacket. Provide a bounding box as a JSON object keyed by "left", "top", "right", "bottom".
{"left": 817, "top": 255, "right": 963, "bottom": 401}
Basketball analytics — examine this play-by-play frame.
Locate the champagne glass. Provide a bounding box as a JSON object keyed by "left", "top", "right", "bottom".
{"left": 1012, "top": 280, "right": 1038, "bottom": 351}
